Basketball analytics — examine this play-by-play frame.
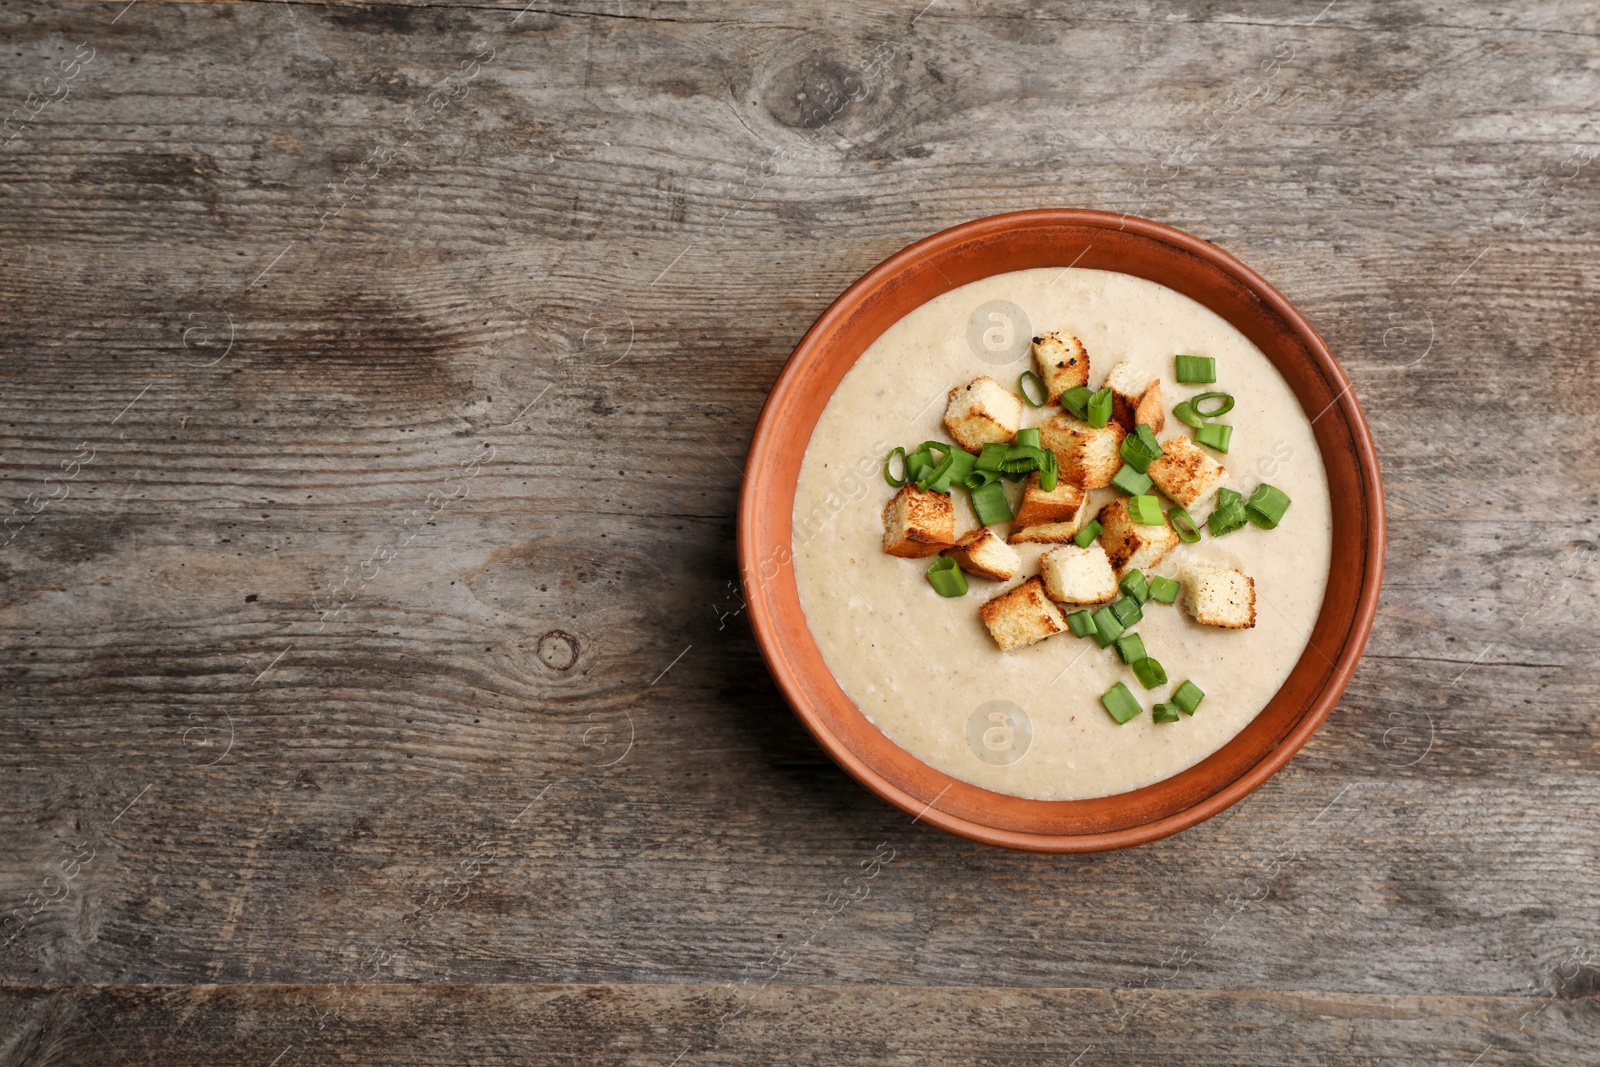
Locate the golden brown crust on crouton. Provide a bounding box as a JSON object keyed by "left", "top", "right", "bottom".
{"left": 1105, "top": 361, "right": 1158, "bottom": 432}
{"left": 1182, "top": 565, "right": 1257, "bottom": 628}
{"left": 1038, "top": 412, "right": 1125, "bottom": 489}
{"left": 881, "top": 484, "right": 956, "bottom": 558}
{"left": 941, "top": 527, "right": 1020, "bottom": 582}
{"left": 1146, "top": 435, "right": 1227, "bottom": 508}
{"left": 1030, "top": 331, "right": 1090, "bottom": 404}
{"left": 1133, "top": 379, "right": 1165, "bottom": 434}
{"left": 978, "top": 576, "right": 1068, "bottom": 651}
{"left": 1012, "top": 472, "right": 1087, "bottom": 528}
{"left": 1039, "top": 542, "right": 1119, "bottom": 605}
{"left": 1095, "top": 498, "right": 1180, "bottom": 576}
{"left": 943, "top": 376, "right": 1024, "bottom": 454}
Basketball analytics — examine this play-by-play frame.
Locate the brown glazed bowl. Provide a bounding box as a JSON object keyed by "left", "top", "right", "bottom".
{"left": 737, "top": 209, "right": 1384, "bottom": 852}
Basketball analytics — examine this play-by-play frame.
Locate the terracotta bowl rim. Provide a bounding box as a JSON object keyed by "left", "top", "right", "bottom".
{"left": 737, "top": 208, "right": 1385, "bottom": 852}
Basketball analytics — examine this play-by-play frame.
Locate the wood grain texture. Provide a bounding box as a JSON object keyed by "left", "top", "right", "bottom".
{"left": 2, "top": 0, "right": 1598, "bottom": 1062}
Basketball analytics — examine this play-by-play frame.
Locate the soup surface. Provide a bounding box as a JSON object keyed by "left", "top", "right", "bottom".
{"left": 791, "top": 267, "right": 1333, "bottom": 800}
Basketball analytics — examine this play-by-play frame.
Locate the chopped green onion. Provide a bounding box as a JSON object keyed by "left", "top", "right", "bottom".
{"left": 1194, "top": 422, "right": 1233, "bottom": 453}
{"left": 1091, "top": 604, "right": 1124, "bottom": 647}
{"left": 975, "top": 441, "right": 1010, "bottom": 472}
{"left": 1120, "top": 434, "right": 1158, "bottom": 473}
{"left": 905, "top": 450, "right": 933, "bottom": 484}
{"left": 1126, "top": 494, "right": 1164, "bottom": 525}
{"left": 1018, "top": 371, "right": 1047, "bottom": 408}
{"left": 925, "top": 556, "right": 968, "bottom": 597}
{"left": 1190, "top": 391, "right": 1235, "bottom": 418}
{"left": 1114, "top": 632, "right": 1146, "bottom": 665}
{"left": 1172, "top": 679, "right": 1205, "bottom": 714}
{"left": 1101, "top": 682, "right": 1143, "bottom": 725}
{"left": 969, "top": 479, "right": 1013, "bottom": 526}
{"left": 1067, "top": 609, "right": 1098, "bottom": 639}
{"left": 1086, "top": 387, "right": 1113, "bottom": 429}
{"left": 1152, "top": 702, "right": 1182, "bottom": 723}
{"left": 964, "top": 468, "right": 1000, "bottom": 489}
{"left": 1120, "top": 569, "right": 1150, "bottom": 604}
{"left": 1245, "top": 483, "right": 1292, "bottom": 529}
{"left": 1207, "top": 488, "right": 1247, "bottom": 537}
{"left": 927, "top": 449, "right": 976, "bottom": 493}
{"left": 1111, "top": 596, "right": 1143, "bottom": 627}
{"left": 1000, "top": 445, "right": 1046, "bottom": 476}
{"left": 884, "top": 447, "right": 907, "bottom": 487}
{"left": 1073, "top": 519, "right": 1103, "bottom": 549}
{"left": 1061, "top": 386, "right": 1092, "bottom": 421}
{"left": 1038, "top": 449, "right": 1058, "bottom": 493}
{"left": 1111, "top": 465, "right": 1153, "bottom": 495}
{"left": 1174, "top": 355, "right": 1216, "bottom": 384}
{"left": 1172, "top": 400, "right": 1204, "bottom": 428}
{"left": 1135, "top": 423, "right": 1162, "bottom": 456}
{"left": 916, "top": 447, "right": 956, "bottom": 491}
{"left": 1131, "top": 656, "right": 1167, "bottom": 689}
{"left": 1014, "top": 427, "right": 1041, "bottom": 450}
{"left": 1148, "top": 576, "right": 1181, "bottom": 604}
{"left": 1168, "top": 507, "right": 1201, "bottom": 544}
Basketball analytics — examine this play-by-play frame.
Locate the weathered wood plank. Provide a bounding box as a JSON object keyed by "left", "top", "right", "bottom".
{"left": 2, "top": 981, "right": 1597, "bottom": 1066}
{"left": 1, "top": 0, "right": 1598, "bottom": 1062}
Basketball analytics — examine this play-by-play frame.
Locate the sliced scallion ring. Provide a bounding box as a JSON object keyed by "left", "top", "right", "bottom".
{"left": 1172, "top": 679, "right": 1205, "bottom": 713}
{"left": 1018, "top": 371, "right": 1047, "bottom": 408}
{"left": 1101, "top": 682, "right": 1142, "bottom": 724}
{"left": 1245, "top": 483, "right": 1291, "bottom": 528}
{"left": 969, "top": 478, "right": 1013, "bottom": 526}
{"left": 1038, "top": 449, "right": 1059, "bottom": 493}
{"left": 1174, "top": 355, "right": 1216, "bottom": 384}
{"left": 1189, "top": 391, "right": 1235, "bottom": 418}
{"left": 925, "top": 556, "right": 968, "bottom": 597}
{"left": 884, "top": 446, "right": 907, "bottom": 487}
{"left": 1014, "top": 427, "right": 1041, "bottom": 450}
{"left": 1194, "top": 422, "right": 1233, "bottom": 453}
{"left": 1172, "top": 401, "right": 1205, "bottom": 428}
{"left": 1131, "top": 656, "right": 1167, "bottom": 690}
{"left": 1086, "top": 387, "right": 1114, "bottom": 429}
{"left": 1061, "top": 386, "right": 1092, "bottom": 421}
{"left": 1167, "top": 507, "right": 1201, "bottom": 544}
{"left": 1148, "top": 576, "right": 1181, "bottom": 604}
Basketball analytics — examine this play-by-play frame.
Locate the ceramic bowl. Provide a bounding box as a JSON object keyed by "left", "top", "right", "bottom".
{"left": 737, "top": 209, "right": 1384, "bottom": 852}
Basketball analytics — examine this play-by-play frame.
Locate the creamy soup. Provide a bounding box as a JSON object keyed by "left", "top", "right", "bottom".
{"left": 791, "top": 268, "right": 1333, "bottom": 801}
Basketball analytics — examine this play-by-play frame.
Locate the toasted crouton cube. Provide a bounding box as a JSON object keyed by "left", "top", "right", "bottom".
{"left": 978, "top": 576, "right": 1068, "bottom": 651}
{"left": 1009, "top": 472, "right": 1090, "bottom": 543}
{"left": 943, "top": 376, "right": 1024, "bottom": 454}
{"left": 1182, "top": 564, "right": 1257, "bottom": 629}
{"left": 1030, "top": 331, "right": 1090, "bottom": 404}
{"left": 1105, "top": 360, "right": 1164, "bottom": 432}
{"left": 1039, "top": 542, "right": 1119, "bottom": 605}
{"left": 1038, "top": 412, "right": 1125, "bottom": 489}
{"left": 881, "top": 484, "right": 955, "bottom": 558}
{"left": 1096, "top": 498, "right": 1180, "bottom": 577}
{"left": 941, "top": 527, "right": 1021, "bottom": 582}
{"left": 1146, "top": 435, "right": 1227, "bottom": 507}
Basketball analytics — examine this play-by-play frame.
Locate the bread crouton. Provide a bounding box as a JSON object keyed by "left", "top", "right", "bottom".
{"left": 881, "top": 484, "right": 955, "bottom": 558}
{"left": 978, "top": 576, "right": 1068, "bottom": 651}
{"left": 1030, "top": 331, "right": 1090, "bottom": 404}
{"left": 1104, "top": 360, "right": 1164, "bottom": 432}
{"left": 941, "top": 527, "right": 1021, "bottom": 582}
{"left": 943, "top": 376, "right": 1024, "bottom": 454}
{"left": 1038, "top": 411, "right": 1125, "bottom": 489}
{"left": 1009, "top": 472, "right": 1090, "bottom": 543}
{"left": 1096, "top": 498, "right": 1180, "bottom": 577}
{"left": 1146, "top": 434, "right": 1227, "bottom": 507}
{"left": 1039, "top": 542, "right": 1119, "bottom": 605}
{"left": 1182, "top": 564, "right": 1257, "bottom": 629}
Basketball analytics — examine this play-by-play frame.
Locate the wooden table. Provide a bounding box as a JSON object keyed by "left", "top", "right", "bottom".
{"left": 2, "top": 1, "right": 1596, "bottom": 1062}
